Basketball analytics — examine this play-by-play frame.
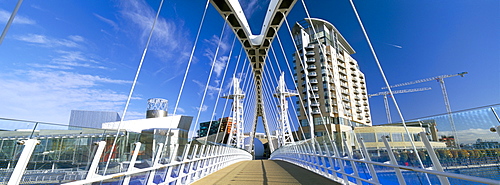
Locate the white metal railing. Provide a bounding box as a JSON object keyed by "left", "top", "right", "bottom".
{"left": 7, "top": 140, "right": 251, "bottom": 185}
{"left": 270, "top": 134, "right": 500, "bottom": 185}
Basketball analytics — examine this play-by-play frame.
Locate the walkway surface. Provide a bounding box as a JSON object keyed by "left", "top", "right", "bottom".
{"left": 192, "top": 160, "right": 340, "bottom": 185}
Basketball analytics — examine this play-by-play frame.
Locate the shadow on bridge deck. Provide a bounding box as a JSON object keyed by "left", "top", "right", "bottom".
{"left": 192, "top": 160, "right": 340, "bottom": 185}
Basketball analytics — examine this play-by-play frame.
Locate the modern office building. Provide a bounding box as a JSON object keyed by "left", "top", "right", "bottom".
{"left": 292, "top": 18, "right": 372, "bottom": 141}
{"left": 68, "top": 110, "right": 121, "bottom": 129}
{"left": 197, "top": 117, "right": 234, "bottom": 138}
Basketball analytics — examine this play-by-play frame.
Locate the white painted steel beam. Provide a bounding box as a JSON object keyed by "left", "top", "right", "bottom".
{"left": 210, "top": 0, "right": 297, "bottom": 154}
{"left": 7, "top": 139, "right": 39, "bottom": 185}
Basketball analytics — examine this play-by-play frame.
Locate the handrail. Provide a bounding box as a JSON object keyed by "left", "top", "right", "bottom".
{"left": 270, "top": 138, "right": 500, "bottom": 185}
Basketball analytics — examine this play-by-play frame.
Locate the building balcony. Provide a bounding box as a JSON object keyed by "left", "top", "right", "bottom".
{"left": 310, "top": 94, "right": 320, "bottom": 99}
{"left": 342, "top": 98, "right": 350, "bottom": 102}
{"left": 356, "top": 103, "right": 361, "bottom": 107}
{"left": 310, "top": 103, "right": 320, "bottom": 107}
{"left": 306, "top": 51, "right": 315, "bottom": 56}
{"left": 312, "top": 87, "right": 319, "bottom": 91}
{"left": 352, "top": 78, "right": 358, "bottom": 83}
{"left": 353, "top": 84, "right": 359, "bottom": 88}
{"left": 354, "top": 96, "right": 361, "bottom": 101}
{"left": 312, "top": 110, "right": 321, "bottom": 115}
{"left": 356, "top": 109, "right": 362, "bottom": 113}
{"left": 310, "top": 79, "right": 318, "bottom": 84}
{"left": 307, "top": 65, "right": 316, "bottom": 70}
{"left": 361, "top": 90, "right": 367, "bottom": 95}
{"left": 354, "top": 90, "right": 359, "bottom": 94}
{"left": 306, "top": 44, "right": 314, "bottom": 50}
{"left": 365, "top": 113, "right": 370, "bottom": 118}
{"left": 308, "top": 72, "right": 317, "bottom": 77}
{"left": 306, "top": 58, "right": 316, "bottom": 63}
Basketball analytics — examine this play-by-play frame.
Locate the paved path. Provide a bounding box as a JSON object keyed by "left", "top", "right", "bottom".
{"left": 192, "top": 160, "right": 340, "bottom": 185}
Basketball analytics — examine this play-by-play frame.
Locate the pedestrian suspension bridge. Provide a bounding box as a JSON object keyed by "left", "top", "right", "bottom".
{"left": 2, "top": 0, "right": 500, "bottom": 185}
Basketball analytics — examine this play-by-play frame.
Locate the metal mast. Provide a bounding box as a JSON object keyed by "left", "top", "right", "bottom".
{"left": 382, "top": 72, "right": 467, "bottom": 147}
{"left": 369, "top": 87, "right": 432, "bottom": 124}
{"left": 221, "top": 76, "right": 245, "bottom": 149}
{"left": 274, "top": 72, "right": 298, "bottom": 147}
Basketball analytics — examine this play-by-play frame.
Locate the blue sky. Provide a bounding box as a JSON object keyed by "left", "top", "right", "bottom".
{"left": 0, "top": 0, "right": 498, "bottom": 134}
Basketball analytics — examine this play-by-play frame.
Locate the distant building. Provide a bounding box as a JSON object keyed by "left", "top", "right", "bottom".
{"left": 355, "top": 126, "right": 446, "bottom": 150}
{"left": 68, "top": 110, "right": 121, "bottom": 129}
{"left": 197, "top": 117, "right": 234, "bottom": 138}
{"left": 472, "top": 139, "right": 500, "bottom": 149}
{"left": 439, "top": 136, "right": 456, "bottom": 148}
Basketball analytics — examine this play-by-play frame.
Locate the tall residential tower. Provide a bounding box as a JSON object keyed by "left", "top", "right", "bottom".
{"left": 292, "top": 18, "right": 372, "bottom": 141}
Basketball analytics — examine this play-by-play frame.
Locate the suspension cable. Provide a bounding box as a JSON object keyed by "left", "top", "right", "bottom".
{"left": 173, "top": 0, "right": 210, "bottom": 115}
{"left": 204, "top": 36, "right": 237, "bottom": 144}
{"left": 214, "top": 47, "right": 243, "bottom": 144}
{"left": 103, "top": 0, "right": 165, "bottom": 175}
{"left": 348, "top": 1, "right": 430, "bottom": 181}
{"left": 192, "top": 18, "right": 228, "bottom": 140}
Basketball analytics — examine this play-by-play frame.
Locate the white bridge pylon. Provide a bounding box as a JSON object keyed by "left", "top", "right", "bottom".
{"left": 210, "top": 0, "right": 298, "bottom": 154}
{"left": 221, "top": 76, "right": 245, "bottom": 149}
{"left": 274, "top": 72, "right": 298, "bottom": 147}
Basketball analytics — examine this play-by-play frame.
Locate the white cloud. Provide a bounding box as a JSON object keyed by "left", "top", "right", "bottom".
{"left": 192, "top": 79, "right": 222, "bottom": 99}
{"left": 0, "top": 70, "right": 137, "bottom": 124}
{"left": 93, "top": 13, "right": 119, "bottom": 30}
{"left": 119, "top": 0, "right": 191, "bottom": 64}
{"left": 175, "top": 107, "right": 185, "bottom": 114}
{"left": 48, "top": 50, "right": 107, "bottom": 69}
{"left": 15, "top": 34, "right": 79, "bottom": 48}
{"left": 0, "top": 9, "right": 36, "bottom": 25}
{"left": 196, "top": 105, "right": 208, "bottom": 112}
{"left": 68, "top": 35, "right": 85, "bottom": 42}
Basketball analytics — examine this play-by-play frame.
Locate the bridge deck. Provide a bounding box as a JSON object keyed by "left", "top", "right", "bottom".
{"left": 192, "top": 160, "right": 340, "bottom": 185}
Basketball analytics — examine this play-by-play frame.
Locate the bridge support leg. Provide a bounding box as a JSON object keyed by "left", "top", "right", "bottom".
{"left": 382, "top": 136, "right": 406, "bottom": 185}
{"left": 122, "top": 142, "right": 141, "bottom": 185}
{"left": 7, "top": 139, "right": 39, "bottom": 185}
{"left": 420, "top": 132, "right": 450, "bottom": 185}
{"left": 86, "top": 141, "right": 106, "bottom": 180}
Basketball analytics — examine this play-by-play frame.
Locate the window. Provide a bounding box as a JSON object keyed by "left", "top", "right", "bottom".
{"left": 392, "top": 133, "right": 403, "bottom": 142}
{"left": 376, "top": 132, "right": 390, "bottom": 141}
{"left": 300, "top": 119, "right": 309, "bottom": 127}
{"left": 358, "top": 133, "right": 376, "bottom": 142}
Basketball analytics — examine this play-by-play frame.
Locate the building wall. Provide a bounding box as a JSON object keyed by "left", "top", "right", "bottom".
{"left": 355, "top": 126, "right": 447, "bottom": 149}
{"left": 292, "top": 18, "right": 371, "bottom": 139}
{"left": 69, "top": 110, "right": 121, "bottom": 129}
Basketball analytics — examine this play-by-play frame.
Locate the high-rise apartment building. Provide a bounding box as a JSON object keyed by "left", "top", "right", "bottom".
{"left": 292, "top": 18, "right": 372, "bottom": 140}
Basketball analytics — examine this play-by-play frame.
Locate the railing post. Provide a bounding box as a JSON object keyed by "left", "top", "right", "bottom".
{"left": 322, "top": 141, "right": 336, "bottom": 180}
{"left": 420, "top": 132, "right": 450, "bottom": 185}
{"left": 86, "top": 141, "right": 106, "bottom": 180}
{"left": 147, "top": 143, "right": 164, "bottom": 185}
{"left": 122, "top": 142, "right": 141, "bottom": 185}
{"left": 164, "top": 144, "right": 179, "bottom": 184}
{"left": 381, "top": 136, "right": 406, "bottom": 185}
{"left": 8, "top": 139, "right": 39, "bottom": 185}
{"left": 356, "top": 137, "right": 379, "bottom": 183}
{"left": 342, "top": 139, "right": 362, "bottom": 185}
{"left": 330, "top": 140, "right": 349, "bottom": 184}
